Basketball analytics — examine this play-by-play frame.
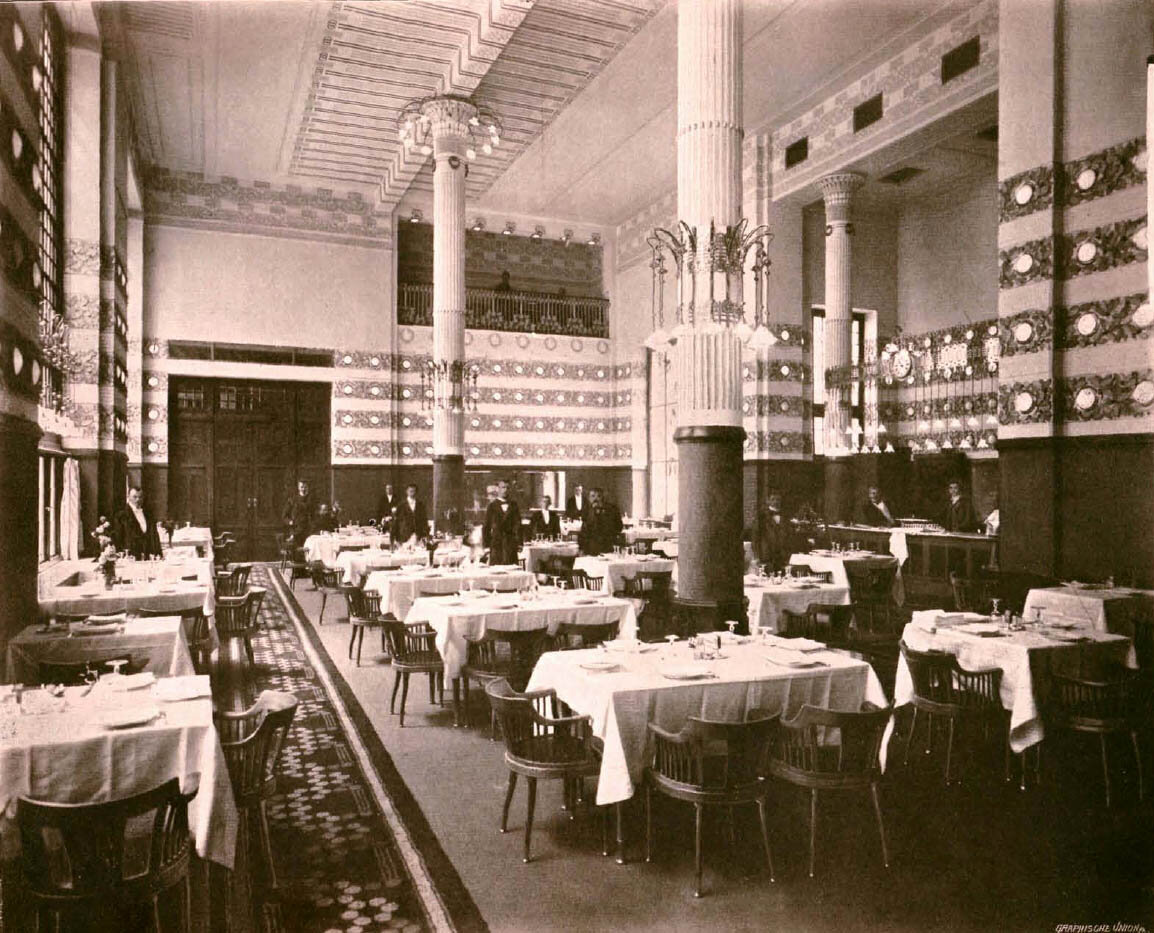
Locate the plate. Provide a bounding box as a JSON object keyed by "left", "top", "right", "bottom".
{"left": 1047, "top": 631, "right": 1090, "bottom": 643}
{"left": 603, "top": 641, "right": 656, "bottom": 653}
{"left": 660, "top": 665, "right": 715, "bottom": 681}
{"left": 579, "top": 660, "right": 620, "bottom": 672}
{"left": 574, "top": 598, "right": 597, "bottom": 606}
{"left": 103, "top": 706, "right": 162, "bottom": 729}
{"left": 1045, "top": 619, "right": 1080, "bottom": 630}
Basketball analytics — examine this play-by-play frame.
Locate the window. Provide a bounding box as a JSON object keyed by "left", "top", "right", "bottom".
{"left": 37, "top": 452, "right": 64, "bottom": 562}
{"left": 941, "top": 36, "right": 980, "bottom": 84}
{"left": 784, "top": 137, "right": 808, "bottom": 169}
{"left": 853, "top": 93, "right": 883, "bottom": 133}
{"left": 36, "top": 7, "right": 64, "bottom": 411}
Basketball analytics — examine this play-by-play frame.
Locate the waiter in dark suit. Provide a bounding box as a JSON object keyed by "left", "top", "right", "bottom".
{"left": 483, "top": 479, "right": 522, "bottom": 564}
{"left": 376, "top": 483, "right": 399, "bottom": 530}
{"left": 113, "top": 486, "right": 162, "bottom": 559}
{"left": 281, "top": 479, "right": 315, "bottom": 546}
{"left": 393, "top": 484, "right": 428, "bottom": 545}
{"left": 530, "top": 495, "right": 562, "bottom": 539}
{"left": 753, "top": 493, "right": 791, "bottom": 571}
{"left": 944, "top": 481, "right": 977, "bottom": 533}
{"left": 857, "top": 486, "right": 896, "bottom": 527}
{"left": 565, "top": 484, "right": 586, "bottom": 520}
{"left": 577, "top": 488, "right": 623, "bottom": 555}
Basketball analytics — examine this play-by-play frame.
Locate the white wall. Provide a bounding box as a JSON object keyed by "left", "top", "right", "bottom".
{"left": 144, "top": 225, "right": 394, "bottom": 351}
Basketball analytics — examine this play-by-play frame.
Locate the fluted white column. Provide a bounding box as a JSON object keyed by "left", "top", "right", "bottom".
{"left": 674, "top": 0, "right": 744, "bottom": 430}
{"left": 817, "top": 172, "right": 864, "bottom": 456}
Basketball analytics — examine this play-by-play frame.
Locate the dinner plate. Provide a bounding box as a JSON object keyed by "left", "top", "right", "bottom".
{"left": 1045, "top": 619, "right": 1080, "bottom": 630}
{"left": 103, "top": 706, "right": 162, "bottom": 729}
{"left": 660, "top": 665, "right": 715, "bottom": 680}
{"left": 1047, "top": 630, "right": 1090, "bottom": 642}
{"left": 573, "top": 598, "right": 598, "bottom": 606}
{"left": 765, "top": 653, "right": 827, "bottom": 669}
{"left": 579, "top": 660, "right": 620, "bottom": 672}
{"left": 602, "top": 641, "right": 657, "bottom": 653}
{"left": 495, "top": 602, "right": 519, "bottom": 610}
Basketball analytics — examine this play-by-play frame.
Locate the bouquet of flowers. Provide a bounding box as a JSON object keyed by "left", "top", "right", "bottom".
{"left": 91, "top": 517, "right": 118, "bottom": 585}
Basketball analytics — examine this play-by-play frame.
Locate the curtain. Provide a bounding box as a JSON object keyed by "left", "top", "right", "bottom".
{"left": 61, "top": 457, "right": 81, "bottom": 560}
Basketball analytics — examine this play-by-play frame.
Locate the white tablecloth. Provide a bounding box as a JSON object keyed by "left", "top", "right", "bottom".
{"left": 407, "top": 590, "right": 637, "bottom": 680}
{"left": 573, "top": 555, "right": 676, "bottom": 595}
{"left": 7, "top": 616, "right": 196, "bottom": 684}
{"left": 0, "top": 677, "right": 237, "bottom": 867}
{"left": 651, "top": 540, "right": 678, "bottom": 558}
{"left": 622, "top": 527, "right": 675, "bottom": 544}
{"left": 789, "top": 551, "right": 904, "bottom": 606}
{"left": 894, "top": 612, "right": 1135, "bottom": 753}
{"left": 304, "top": 533, "right": 392, "bottom": 567}
{"left": 364, "top": 566, "right": 534, "bottom": 620}
{"left": 744, "top": 579, "right": 851, "bottom": 633}
{"left": 528, "top": 641, "right": 887, "bottom": 805}
{"left": 1023, "top": 586, "right": 1150, "bottom": 636}
{"left": 520, "top": 542, "right": 580, "bottom": 573}
{"left": 169, "top": 526, "right": 214, "bottom": 561}
{"left": 334, "top": 548, "right": 435, "bottom": 585}
{"left": 40, "top": 575, "right": 215, "bottom": 622}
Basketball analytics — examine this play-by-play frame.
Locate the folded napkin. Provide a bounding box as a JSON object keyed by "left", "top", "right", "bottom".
{"left": 85, "top": 612, "right": 127, "bottom": 626}
{"left": 107, "top": 671, "right": 155, "bottom": 691}
{"left": 153, "top": 675, "right": 212, "bottom": 702}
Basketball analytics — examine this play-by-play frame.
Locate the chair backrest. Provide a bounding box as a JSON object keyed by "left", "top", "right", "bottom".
{"left": 341, "top": 583, "right": 363, "bottom": 620}
{"left": 649, "top": 714, "right": 778, "bottom": 790}
{"left": 1047, "top": 672, "right": 1136, "bottom": 729}
{"left": 310, "top": 564, "right": 342, "bottom": 589}
{"left": 553, "top": 620, "right": 621, "bottom": 649}
{"left": 485, "top": 679, "right": 581, "bottom": 761}
{"left": 845, "top": 562, "right": 896, "bottom": 605}
{"left": 215, "top": 691, "right": 298, "bottom": 803}
{"left": 569, "top": 569, "right": 602, "bottom": 591}
{"left": 541, "top": 554, "right": 577, "bottom": 579}
{"left": 900, "top": 641, "right": 1001, "bottom": 708}
{"left": 215, "top": 587, "right": 265, "bottom": 638}
{"left": 18, "top": 777, "right": 196, "bottom": 900}
{"left": 381, "top": 618, "right": 436, "bottom": 661}
{"left": 780, "top": 608, "right": 823, "bottom": 640}
{"left": 465, "top": 630, "right": 549, "bottom": 691}
{"left": 771, "top": 703, "right": 891, "bottom": 776}
{"left": 624, "top": 570, "right": 673, "bottom": 599}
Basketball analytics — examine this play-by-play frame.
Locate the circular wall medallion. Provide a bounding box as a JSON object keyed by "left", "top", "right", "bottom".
{"left": 1074, "top": 387, "right": 1098, "bottom": 411}
{"left": 370, "top": 415, "right": 380, "bottom": 426}
{"left": 147, "top": 408, "right": 159, "bottom": 421}
{"left": 516, "top": 334, "right": 530, "bottom": 349}
{"left": 1013, "top": 321, "right": 1034, "bottom": 343}
{"left": 147, "top": 442, "right": 159, "bottom": 454}
{"left": 341, "top": 354, "right": 352, "bottom": 365}
{"left": 401, "top": 445, "right": 411, "bottom": 455}
{"left": 570, "top": 338, "right": 584, "bottom": 353}
{"left": 544, "top": 336, "right": 557, "bottom": 351}
{"left": 1013, "top": 183, "right": 1034, "bottom": 205}
{"left": 1075, "top": 168, "right": 1097, "bottom": 191}
{"left": 31, "top": 360, "right": 40, "bottom": 385}
{"left": 987, "top": 324, "right": 999, "bottom": 337}
{"left": 493, "top": 364, "right": 502, "bottom": 373}
{"left": 780, "top": 329, "right": 791, "bottom": 342}
{"left": 488, "top": 333, "right": 501, "bottom": 347}
{"left": 463, "top": 331, "right": 473, "bottom": 346}
{"left": 370, "top": 385, "right": 381, "bottom": 396}
{"left": 400, "top": 327, "right": 415, "bottom": 343}
{"left": 11, "top": 346, "right": 22, "bottom": 376}
{"left": 1076, "top": 241, "right": 1098, "bottom": 264}
{"left": 1133, "top": 148, "right": 1149, "bottom": 173}
{"left": 370, "top": 445, "right": 380, "bottom": 456}
{"left": 1132, "top": 226, "right": 1149, "bottom": 251}
{"left": 1013, "top": 252, "right": 1034, "bottom": 274}
{"left": 1075, "top": 312, "right": 1099, "bottom": 336}
{"left": 1132, "top": 380, "right": 1154, "bottom": 406}
{"left": 147, "top": 375, "right": 159, "bottom": 388}
{"left": 1132, "top": 303, "right": 1153, "bottom": 328}
{"left": 342, "top": 444, "right": 354, "bottom": 455}
{"left": 779, "top": 364, "right": 790, "bottom": 377}
{"left": 964, "top": 329, "right": 974, "bottom": 340}
{"left": 780, "top": 400, "right": 790, "bottom": 413}
{"left": 943, "top": 334, "right": 952, "bottom": 344}
{"left": 370, "top": 356, "right": 380, "bottom": 367}
{"left": 597, "top": 340, "right": 609, "bottom": 354}
{"left": 1014, "top": 391, "right": 1034, "bottom": 414}
{"left": 342, "top": 414, "right": 352, "bottom": 425}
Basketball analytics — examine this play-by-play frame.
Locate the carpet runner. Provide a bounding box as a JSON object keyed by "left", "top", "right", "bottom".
{"left": 247, "top": 564, "right": 485, "bottom": 933}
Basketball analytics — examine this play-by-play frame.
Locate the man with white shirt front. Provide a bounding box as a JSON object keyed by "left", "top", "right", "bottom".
{"left": 113, "top": 485, "right": 162, "bottom": 558}
{"left": 565, "top": 484, "right": 585, "bottom": 520}
{"left": 483, "top": 478, "right": 522, "bottom": 564}
{"left": 858, "top": 485, "right": 895, "bottom": 527}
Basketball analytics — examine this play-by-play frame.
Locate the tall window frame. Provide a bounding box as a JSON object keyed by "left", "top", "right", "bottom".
{"left": 811, "top": 306, "right": 867, "bottom": 455}
{"left": 35, "top": 5, "right": 64, "bottom": 411}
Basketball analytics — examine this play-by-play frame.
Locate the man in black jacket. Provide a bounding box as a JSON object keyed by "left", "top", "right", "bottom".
{"left": 577, "top": 488, "right": 622, "bottom": 556}
{"left": 529, "top": 495, "right": 562, "bottom": 539}
{"left": 483, "top": 479, "right": 522, "bottom": 564}
{"left": 114, "top": 486, "right": 163, "bottom": 559}
{"left": 565, "top": 484, "right": 586, "bottom": 520}
{"left": 753, "top": 493, "right": 792, "bottom": 571}
{"left": 281, "top": 479, "right": 315, "bottom": 546}
{"left": 857, "top": 486, "right": 896, "bottom": 527}
{"left": 393, "top": 484, "right": 428, "bottom": 545}
{"left": 377, "top": 483, "right": 399, "bottom": 531}
{"left": 944, "top": 481, "right": 977, "bottom": 533}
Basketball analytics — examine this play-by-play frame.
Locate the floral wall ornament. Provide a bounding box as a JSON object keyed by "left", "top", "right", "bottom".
{"left": 1060, "top": 370, "right": 1154, "bottom": 422}
{"left": 999, "top": 163, "right": 1055, "bottom": 222}
{"left": 999, "top": 235, "right": 1054, "bottom": 288}
{"left": 999, "top": 378, "right": 1053, "bottom": 425}
{"left": 999, "top": 308, "right": 1053, "bottom": 357}
{"left": 1058, "top": 217, "right": 1148, "bottom": 280}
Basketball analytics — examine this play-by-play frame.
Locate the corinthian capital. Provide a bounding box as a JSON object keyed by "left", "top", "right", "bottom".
{"left": 817, "top": 172, "right": 865, "bottom": 224}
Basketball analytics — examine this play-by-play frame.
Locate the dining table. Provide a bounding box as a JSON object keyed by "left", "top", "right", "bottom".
{"left": 335, "top": 546, "right": 468, "bottom": 586}
{"left": 303, "top": 530, "right": 392, "bottom": 568}
{"left": 893, "top": 609, "right": 1135, "bottom": 753}
{"left": 789, "top": 550, "right": 905, "bottom": 605}
{"left": 364, "top": 564, "right": 535, "bottom": 621}
{"left": 527, "top": 636, "right": 887, "bottom": 806}
{"left": 1022, "top": 585, "right": 1153, "bottom": 637}
{"left": 169, "top": 525, "right": 215, "bottom": 560}
{"left": 405, "top": 588, "right": 638, "bottom": 681}
{"left": 6, "top": 615, "right": 197, "bottom": 684}
{"left": 0, "top": 673, "right": 237, "bottom": 869}
{"left": 520, "top": 541, "right": 580, "bottom": 574}
{"left": 38, "top": 559, "right": 216, "bottom": 622}
{"left": 744, "top": 575, "right": 851, "bottom": 633}
{"left": 573, "top": 553, "right": 676, "bottom": 595}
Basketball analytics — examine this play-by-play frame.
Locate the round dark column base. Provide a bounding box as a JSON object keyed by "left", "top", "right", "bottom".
{"left": 674, "top": 425, "right": 745, "bottom": 624}
{"left": 432, "top": 455, "right": 466, "bottom": 535}
{"left": 823, "top": 455, "right": 854, "bottom": 524}
{"left": 0, "top": 414, "right": 42, "bottom": 652}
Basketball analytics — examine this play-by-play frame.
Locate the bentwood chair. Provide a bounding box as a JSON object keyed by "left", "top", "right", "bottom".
{"left": 539, "top": 553, "right": 577, "bottom": 587}
{"left": 215, "top": 691, "right": 299, "bottom": 889}
{"left": 1043, "top": 672, "right": 1144, "bottom": 807}
{"left": 550, "top": 620, "right": 621, "bottom": 651}
{"left": 845, "top": 562, "right": 898, "bottom": 633}
{"left": 644, "top": 714, "right": 777, "bottom": 897}
{"left": 346, "top": 589, "right": 388, "bottom": 666}
{"left": 766, "top": 703, "right": 892, "bottom": 877}
{"left": 17, "top": 777, "right": 198, "bottom": 932}
{"left": 214, "top": 563, "right": 251, "bottom": 597}
{"left": 485, "top": 679, "right": 605, "bottom": 864}
{"left": 900, "top": 641, "right": 1008, "bottom": 785}
{"left": 310, "top": 564, "right": 344, "bottom": 623}
{"left": 457, "top": 630, "right": 551, "bottom": 731}
{"left": 949, "top": 571, "right": 990, "bottom": 614}
{"left": 215, "top": 588, "right": 267, "bottom": 668}
{"left": 381, "top": 618, "right": 445, "bottom": 726}
{"left": 569, "top": 569, "right": 603, "bottom": 592}
{"left": 779, "top": 605, "right": 852, "bottom": 642}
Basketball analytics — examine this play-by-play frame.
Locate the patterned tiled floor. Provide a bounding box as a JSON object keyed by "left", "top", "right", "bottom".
{"left": 244, "top": 564, "right": 430, "bottom": 933}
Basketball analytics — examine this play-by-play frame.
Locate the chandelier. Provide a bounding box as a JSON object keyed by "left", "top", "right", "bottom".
{"left": 644, "top": 219, "right": 778, "bottom": 352}
{"left": 399, "top": 94, "right": 502, "bottom": 161}
{"left": 420, "top": 359, "right": 479, "bottom": 413}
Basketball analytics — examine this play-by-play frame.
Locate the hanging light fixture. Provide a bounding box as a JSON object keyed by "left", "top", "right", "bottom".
{"left": 399, "top": 93, "right": 501, "bottom": 163}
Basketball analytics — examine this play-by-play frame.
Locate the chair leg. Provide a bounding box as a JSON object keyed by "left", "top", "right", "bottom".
{"left": 616, "top": 801, "right": 626, "bottom": 865}
{"left": 438, "top": 672, "right": 445, "bottom": 707}
{"left": 259, "top": 799, "right": 278, "bottom": 889}
{"left": 452, "top": 678, "right": 462, "bottom": 727}
{"left": 523, "top": 777, "right": 537, "bottom": 863}
{"left": 756, "top": 797, "right": 775, "bottom": 882}
{"left": 693, "top": 802, "right": 704, "bottom": 897}
{"left": 500, "top": 772, "right": 517, "bottom": 833}
{"left": 808, "top": 789, "right": 818, "bottom": 878}
{"left": 399, "top": 672, "right": 410, "bottom": 727}
{"left": 870, "top": 782, "right": 889, "bottom": 868}
{"left": 319, "top": 591, "right": 327, "bottom": 624}
{"left": 428, "top": 672, "right": 435, "bottom": 704}
{"left": 1132, "top": 731, "right": 1144, "bottom": 801}
{"left": 602, "top": 805, "right": 611, "bottom": 857}
{"left": 348, "top": 624, "right": 359, "bottom": 660}
{"left": 1100, "top": 733, "right": 1112, "bottom": 807}
{"left": 356, "top": 627, "right": 366, "bottom": 666}
{"left": 644, "top": 785, "right": 652, "bottom": 863}
{"left": 244, "top": 637, "right": 255, "bottom": 667}
{"left": 944, "top": 718, "right": 956, "bottom": 786}
{"left": 390, "top": 670, "right": 401, "bottom": 714}
{"left": 904, "top": 707, "right": 918, "bottom": 768}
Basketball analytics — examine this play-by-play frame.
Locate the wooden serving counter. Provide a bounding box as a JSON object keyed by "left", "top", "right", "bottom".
{"left": 825, "top": 524, "right": 997, "bottom": 604}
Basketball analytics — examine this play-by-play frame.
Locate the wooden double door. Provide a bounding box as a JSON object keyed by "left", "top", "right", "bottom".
{"left": 168, "top": 378, "right": 330, "bottom": 560}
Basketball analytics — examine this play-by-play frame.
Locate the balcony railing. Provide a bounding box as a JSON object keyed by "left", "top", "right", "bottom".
{"left": 398, "top": 283, "right": 609, "bottom": 339}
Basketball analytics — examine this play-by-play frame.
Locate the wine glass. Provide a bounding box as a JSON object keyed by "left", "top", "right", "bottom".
{"left": 726, "top": 620, "right": 738, "bottom": 638}
{"left": 108, "top": 659, "right": 127, "bottom": 679}
{"left": 990, "top": 597, "right": 1002, "bottom": 620}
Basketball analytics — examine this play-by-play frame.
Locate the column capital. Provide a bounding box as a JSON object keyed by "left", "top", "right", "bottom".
{"left": 418, "top": 95, "right": 478, "bottom": 144}
{"left": 817, "top": 172, "right": 866, "bottom": 224}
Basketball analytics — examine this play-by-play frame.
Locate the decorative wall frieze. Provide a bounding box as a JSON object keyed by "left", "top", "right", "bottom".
{"left": 742, "top": 431, "right": 810, "bottom": 455}
{"left": 1056, "top": 293, "right": 1152, "bottom": 350}
{"left": 333, "top": 408, "right": 630, "bottom": 435}
{"left": 64, "top": 238, "right": 100, "bottom": 276}
{"left": 1059, "top": 370, "right": 1154, "bottom": 422}
{"left": 887, "top": 392, "right": 1000, "bottom": 425}
{"left": 333, "top": 439, "right": 631, "bottom": 462}
{"left": 999, "top": 235, "right": 1055, "bottom": 289}
{"left": 146, "top": 168, "right": 378, "bottom": 214}
{"left": 1059, "top": 216, "right": 1147, "bottom": 281}
{"left": 998, "top": 378, "right": 1054, "bottom": 425}
{"left": 335, "top": 351, "right": 618, "bottom": 380}
{"left": 741, "top": 395, "right": 807, "bottom": 418}
{"left": 999, "top": 164, "right": 1055, "bottom": 224}
{"left": 749, "top": 359, "right": 810, "bottom": 383}
{"left": 0, "top": 318, "right": 45, "bottom": 403}
{"left": 64, "top": 293, "right": 99, "bottom": 329}
{"left": 999, "top": 308, "right": 1053, "bottom": 357}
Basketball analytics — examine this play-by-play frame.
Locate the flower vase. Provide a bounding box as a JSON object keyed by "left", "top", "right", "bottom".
{"left": 102, "top": 564, "right": 116, "bottom": 589}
